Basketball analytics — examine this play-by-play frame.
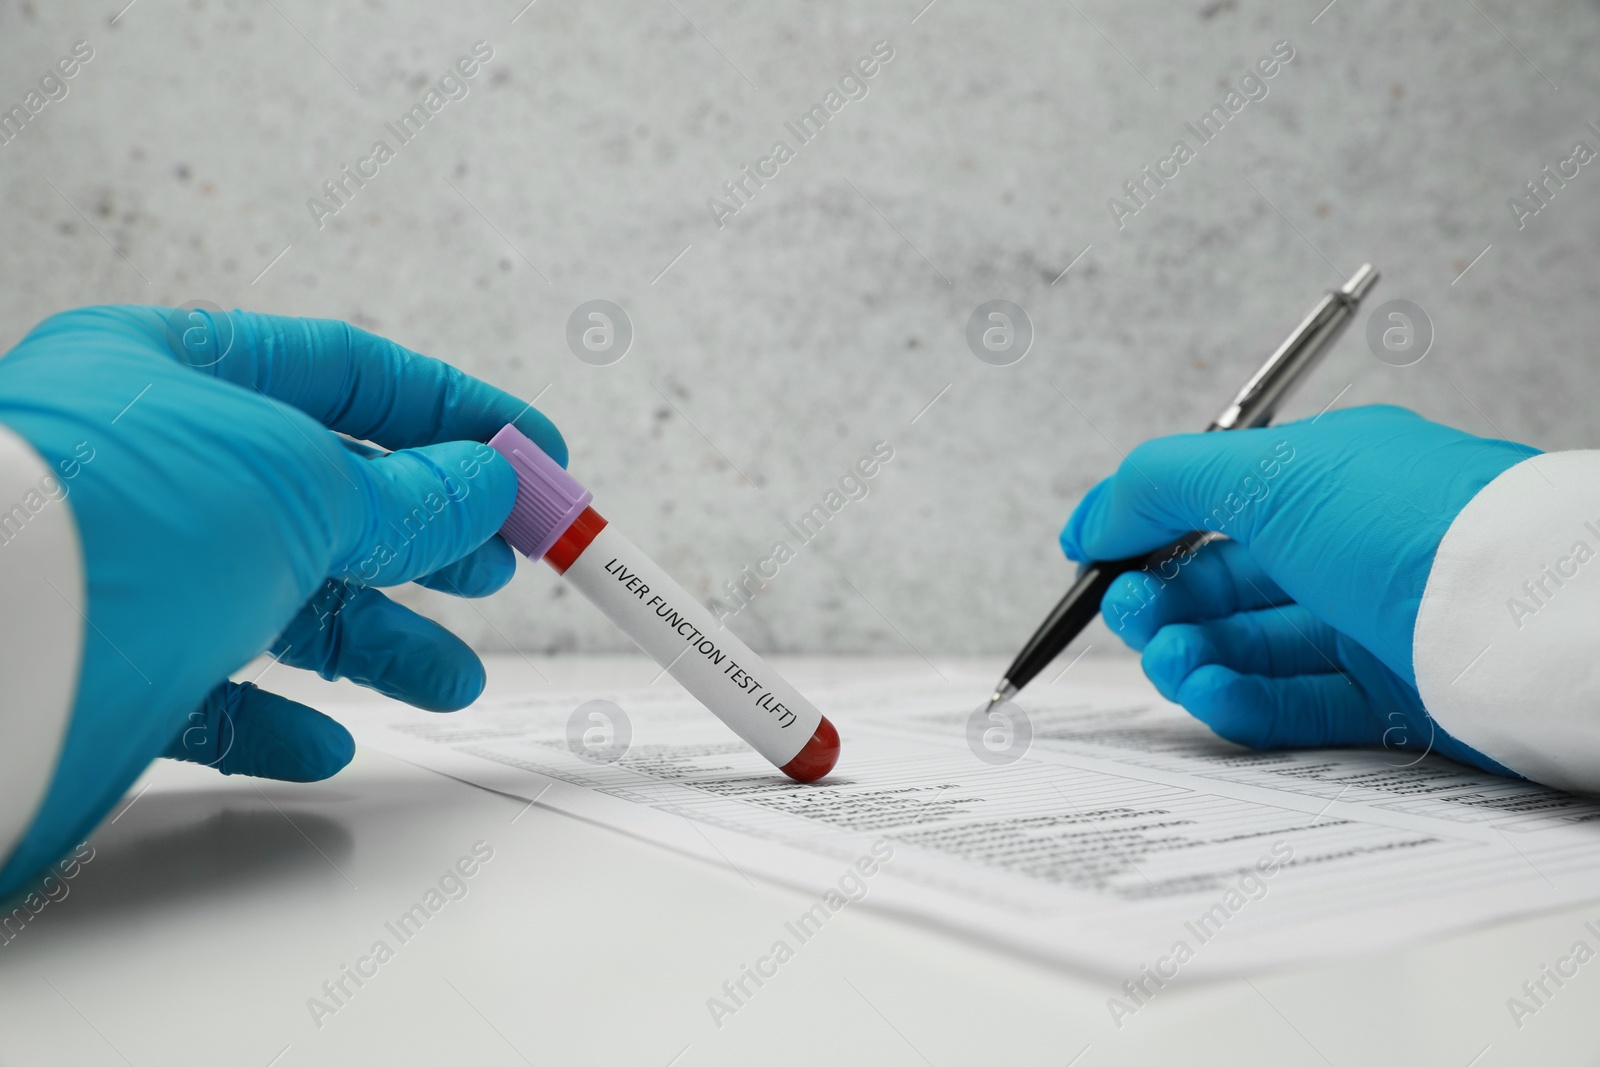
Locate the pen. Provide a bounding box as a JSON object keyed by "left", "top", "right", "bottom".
{"left": 986, "top": 263, "right": 1380, "bottom": 710}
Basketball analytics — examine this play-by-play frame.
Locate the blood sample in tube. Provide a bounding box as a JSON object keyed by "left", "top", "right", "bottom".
{"left": 488, "top": 425, "right": 840, "bottom": 782}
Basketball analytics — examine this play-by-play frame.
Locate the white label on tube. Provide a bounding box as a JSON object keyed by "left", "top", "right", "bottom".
{"left": 562, "top": 525, "right": 823, "bottom": 768}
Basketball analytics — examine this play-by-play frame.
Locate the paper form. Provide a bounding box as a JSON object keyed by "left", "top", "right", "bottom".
{"left": 326, "top": 675, "right": 1600, "bottom": 977}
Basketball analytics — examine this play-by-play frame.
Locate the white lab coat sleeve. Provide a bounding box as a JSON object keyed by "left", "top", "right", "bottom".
{"left": 0, "top": 424, "right": 84, "bottom": 865}
{"left": 1414, "top": 450, "right": 1600, "bottom": 792}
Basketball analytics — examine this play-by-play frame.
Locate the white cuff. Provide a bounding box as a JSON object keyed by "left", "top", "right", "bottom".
{"left": 0, "top": 424, "right": 84, "bottom": 865}
{"left": 1414, "top": 450, "right": 1600, "bottom": 792}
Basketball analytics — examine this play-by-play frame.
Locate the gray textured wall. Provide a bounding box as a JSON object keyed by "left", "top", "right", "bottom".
{"left": 3, "top": 0, "right": 1598, "bottom": 655}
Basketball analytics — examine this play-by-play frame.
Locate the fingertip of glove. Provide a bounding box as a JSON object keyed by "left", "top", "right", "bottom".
{"left": 1175, "top": 664, "right": 1276, "bottom": 749}
{"left": 1058, "top": 512, "right": 1091, "bottom": 564}
{"left": 363, "top": 442, "right": 523, "bottom": 575}
{"left": 1141, "top": 625, "right": 1196, "bottom": 701}
{"left": 1058, "top": 523, "right": 1084, "bottom": 563}
{"left": 1060, "top": 478, "right": 1118, "bottom": 562}
{"left": 431, "top": 655, "right": 486, "bottom": 711}
{"left": 1101, "top": 575, "right": 1157, "bottom": 650}
{"left": 420, "top": 537, "right": 517, "bottom": 599}
{"left": 293, "top": 721, "right": 357, "bottom": 782}
{"left": 1181, "top": 658, "right": 1239, "bottom": 697}
{"left": 237, "top": 707, "right": 355, "bottom": 783}
{"left": 388, "top": 625, "right": 486, "bottom": 711}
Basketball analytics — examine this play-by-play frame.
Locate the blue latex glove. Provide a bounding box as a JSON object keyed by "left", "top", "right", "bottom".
{"left": 1059, "top": 405, "right": 1534, "bottom": 774}
{"left": 0, "top": 305, "right": 563, "bottom": 898}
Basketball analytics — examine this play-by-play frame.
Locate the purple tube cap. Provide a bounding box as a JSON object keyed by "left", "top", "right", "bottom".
{"left": 487, "top": 424, "right": 592, "bottom": 560}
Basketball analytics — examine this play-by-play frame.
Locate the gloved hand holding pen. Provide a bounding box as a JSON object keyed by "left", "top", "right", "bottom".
{"left": 1060, "top": 405, "right": 1535, "bottom": 778}
{"left": 0, "top": 305, "right": 563, "bottom": 900}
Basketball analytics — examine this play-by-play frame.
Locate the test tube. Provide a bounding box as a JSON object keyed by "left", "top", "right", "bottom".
{"left": 487, "top": 424, "right": 840, "bottom": 782}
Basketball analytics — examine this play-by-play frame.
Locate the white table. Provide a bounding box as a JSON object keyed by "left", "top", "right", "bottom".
{"left": 1, "top": 654, "right": 1596, "bottom": 1066}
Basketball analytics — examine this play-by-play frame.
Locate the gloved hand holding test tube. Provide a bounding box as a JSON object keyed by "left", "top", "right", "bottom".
{"left": 487, "top": 425, "right": 841, "bottom": 783}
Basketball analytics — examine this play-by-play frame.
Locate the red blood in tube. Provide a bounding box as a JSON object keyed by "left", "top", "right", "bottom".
{"left": 780, "top": 715, "right": 840, "bottom": 783}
